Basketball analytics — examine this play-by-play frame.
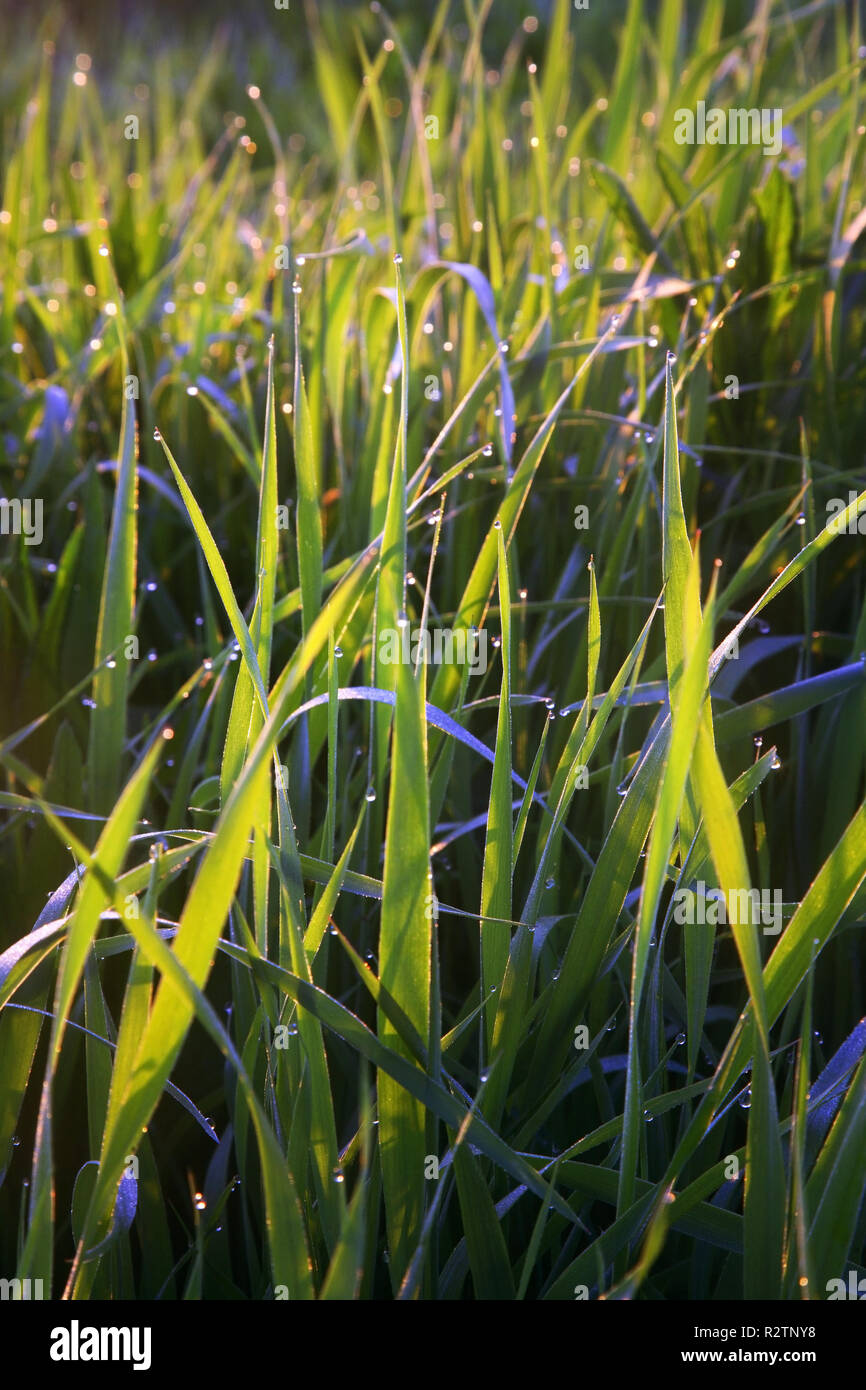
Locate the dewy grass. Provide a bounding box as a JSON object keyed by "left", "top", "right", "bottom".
{"left": 0, "top": 0, "right": 865, "bottom": 1306}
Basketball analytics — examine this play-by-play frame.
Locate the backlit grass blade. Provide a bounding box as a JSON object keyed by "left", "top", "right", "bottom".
{"left": 364, "top": 255, "right": 432, "bottom": 1291}
{"left": 480, "top": 525, "right": 513, "bottom": 1054}
{"left": 87, "top": 382, "right": 138, "bottom": 815}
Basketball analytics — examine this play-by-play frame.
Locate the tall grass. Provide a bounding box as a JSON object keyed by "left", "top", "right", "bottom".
{"left": 1, "top": 0, "right": 866, "bottom": 1300}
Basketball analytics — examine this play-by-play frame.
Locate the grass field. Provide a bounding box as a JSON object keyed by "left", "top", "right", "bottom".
{"left": 2, "top": 0, "right": 866, "bottom": 1302}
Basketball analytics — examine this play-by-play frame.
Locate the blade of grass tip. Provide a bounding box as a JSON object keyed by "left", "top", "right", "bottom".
{"left": 87, "top": 366, "right": 138, "bottom": 817}
{"left": 428, "top": 321, "right": 622, "bottom": 723}
{"left": 451, "top": 1141, "right": 516, "bottom": 1299}
{"left": 293, "top": 290, "right": 324, "bottom": 644}
{"left": 661, "top": 350, "right": 701, "bottom": 857}
{"left": 480, "top": 523, "right": 513, "bottom": 1058}
{"left": 155, "top": 431, "right": 270, "bottom": 719}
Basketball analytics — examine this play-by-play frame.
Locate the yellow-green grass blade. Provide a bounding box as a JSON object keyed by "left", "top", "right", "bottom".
{"left": 452, "top": 1141, "right": 516, "bottom": 1299}
{"left": 17, "top": 730, "right": 166, "bottom": 1291}
{"left": 87, "top": 381, "right": 138, "bottom": 815}
{"left": 617, "top": 544, "right": 715, "bottom": 1226}
{"left": 480, "top": 524, "right": 513, "bottom": 1054}
{"left": 215, "top": 943, "right": 578, "bottom": 1224}
{"left": 57, "top": 857, "right": 313, "bottom": 1301}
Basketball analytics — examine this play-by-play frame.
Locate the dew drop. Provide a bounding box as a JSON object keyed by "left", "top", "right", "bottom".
{"left": 492, "top": 636, "right": 501, "bottom": 649}
{"left": 98, "top": 243, "right": 109, "bottom": 257}
{"left": 738, "top": 1088, "right": 752, "bottom": 1109}
{"left": 332, "top": 1167, "right": 345, "bottom": 1184}
{"left": 145, "top": 579, "right": 158, "bottom": 592}
{"left": 545, "top": 877, "right": 556, "bottom": 890}
{"left": 334, "top": 645, "right": 343, "bottom": 657}
{"left": 11, "top": 1135, "right": 20, "bottom": 1147}
{"left": 153, "top": 428, "right": 161, "bottom": 441}
{"left": 482, "top": 443, "right": 493, "bottom": 457}
{"left": 493, "top": 518, "right": 502, "bottom": 530}
{"left": 202, "top": 657, "right": 213, "bottom": 670}
{"left": 147, "top": 649, "right": 157, "bottom": 663}
{"left": 497, "top": 340, "right": 509, "bottom": 354}
{"left": 105, "top": 658, "right": 116, "bottom": 669}
{"left": 770, "top": 753, "right": 782, "bottom": 770}
{"left": 643, "top": 1109, "right": 654, "bottom": 1122}
{"left": 396, "top": 610, "right": 409, "bottom": 628}
{"left": 365, "top": 786, "right": 377, "bottom": 803}
{"left": 795, "top": 513, "right": 806, "bottom": 526}
{"left": 194, "top": 1192, "right": 207, "bottom": 1211}
{"left": 292, "top": 279, "right": 302, "bottom": 295}
{"left": 675, "top": 1032, "right": 686, "bottom": 1046}
{"left": 666, "top": 349, "right": 677, "bottom": 363}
